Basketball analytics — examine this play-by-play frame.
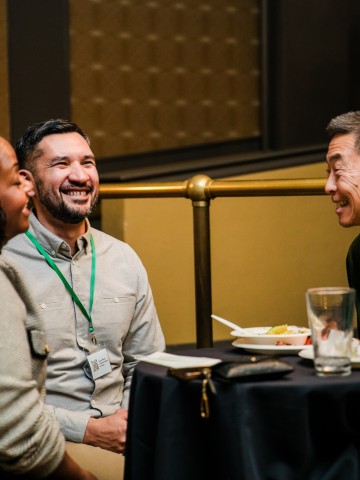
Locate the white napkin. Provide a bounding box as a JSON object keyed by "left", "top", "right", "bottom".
{"left": 135, "top": 351, "right": 221, "bottom": 368}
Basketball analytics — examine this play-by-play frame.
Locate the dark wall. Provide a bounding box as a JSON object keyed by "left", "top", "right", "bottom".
{"left": 263, "top": 0, "right": 360, "bottom": 150}
{"left": 7, "top": 0, "right": 70, "bottom": 144}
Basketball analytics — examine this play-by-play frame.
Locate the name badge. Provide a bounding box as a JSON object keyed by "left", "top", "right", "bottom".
{"left": 87, "top": 348, "right": 112, "bottom": 380}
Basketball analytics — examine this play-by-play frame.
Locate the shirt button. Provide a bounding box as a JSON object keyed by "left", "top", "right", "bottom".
{"left": 51, "top": 251, "right": 55, "bottom": 256}
{"left": 114, "top": 297, "right": 119, "bottom": 303}
{"left": 41, "top": 303, "right": 46, "bottom": 309}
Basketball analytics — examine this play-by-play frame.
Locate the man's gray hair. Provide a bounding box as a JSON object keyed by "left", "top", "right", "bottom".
{"left": 326, "top": 111, "right": 360, "bottom": 152}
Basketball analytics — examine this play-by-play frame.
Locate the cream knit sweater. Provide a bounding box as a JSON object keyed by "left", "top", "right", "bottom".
{"left": 0, "top": 256, "right": 65, "bottom": 478}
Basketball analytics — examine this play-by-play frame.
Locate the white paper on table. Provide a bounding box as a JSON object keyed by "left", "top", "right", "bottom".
{"left": 135, "top": 351, "right": 221, "bottom": 368}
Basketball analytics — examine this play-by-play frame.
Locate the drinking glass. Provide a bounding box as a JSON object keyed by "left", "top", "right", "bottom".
{"left": 305, "top": 287, "right": 355, "bottom": 377}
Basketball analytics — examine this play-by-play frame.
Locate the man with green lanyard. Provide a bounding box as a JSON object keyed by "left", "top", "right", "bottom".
{"left": 3, "top": 119, "right": 165, "bottom": 478}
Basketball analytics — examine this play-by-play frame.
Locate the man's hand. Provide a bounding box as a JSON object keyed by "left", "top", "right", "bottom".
{"left": 83, "top": 409, "right": 128, "bottom": 454}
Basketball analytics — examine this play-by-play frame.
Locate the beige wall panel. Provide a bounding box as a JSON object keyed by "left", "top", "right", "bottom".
{"left": 102, "top": 162, "right": 359, "bottom": 345}
{"left": 124, "top": 197, "right": 195, "bottom": 343}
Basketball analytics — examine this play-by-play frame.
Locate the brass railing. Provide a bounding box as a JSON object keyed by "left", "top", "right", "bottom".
{"left": 100, "top": 175, "right": 327, "bottom": 348}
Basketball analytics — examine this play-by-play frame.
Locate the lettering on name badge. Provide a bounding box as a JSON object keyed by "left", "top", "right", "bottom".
{"left": 87, "top": 348, "right": 112, "bottom": 380}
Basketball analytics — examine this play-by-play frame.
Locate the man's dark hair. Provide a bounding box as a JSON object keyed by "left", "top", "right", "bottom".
{"left": 15, "top": 119, "right": 90, "bottom": 171}
{"left": 326, "top": 111, "right": 360, "bottom": 152}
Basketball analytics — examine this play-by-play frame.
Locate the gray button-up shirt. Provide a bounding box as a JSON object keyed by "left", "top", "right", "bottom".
{"left": 4, "top": 212, "right": 165, "bottom": 442}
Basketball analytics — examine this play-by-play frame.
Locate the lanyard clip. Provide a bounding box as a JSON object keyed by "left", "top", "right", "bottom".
{"left": 89, "top": 324, "right": 97, "bottom": 345}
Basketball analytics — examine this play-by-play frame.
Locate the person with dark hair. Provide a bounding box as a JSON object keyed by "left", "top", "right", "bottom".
{"left": 3, "top": 119, "right": 165, "bottom": 476}
{"left": 325, "top": 110, "right": 360, "bottom": 335}
{"left": 325, "top": 111, "right": 360, "bottom": 226}
{"left": 0, "top": 136, "right": 97, "bottom": 479}
{"left": 15, "top": 118, "right": 90, "bottom": 172}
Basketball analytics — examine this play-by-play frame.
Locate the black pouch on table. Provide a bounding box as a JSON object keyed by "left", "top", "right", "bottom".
{"left": 211, "top": 355, "right": 294, "bottom": 382}
{"left": 168, "top": 355, "right": 293, "bottom": 383}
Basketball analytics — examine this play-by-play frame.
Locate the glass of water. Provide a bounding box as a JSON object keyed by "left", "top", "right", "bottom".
{"left": 305, "top": 287, "right": 355, "bottom": 377}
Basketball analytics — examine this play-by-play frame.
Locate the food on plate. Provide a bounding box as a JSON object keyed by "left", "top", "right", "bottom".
{"left": 232, "top": 325, "right": 311, "bottom": 346}
{"left": 264, "top": 325, "right": 312, "bottom": 346}
{"left": 276, "top": 336, "right": 312, "bottom": 346}
{"left": 266, "top": 324, "right": 309, "bottom": 335}
{"left": 266, "top": 325, "right": 289, "bottom": 334}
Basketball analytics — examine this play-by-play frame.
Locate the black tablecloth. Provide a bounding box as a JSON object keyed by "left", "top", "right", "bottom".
{"left": 124, "top": 347, "right": 360, "bottom": 480}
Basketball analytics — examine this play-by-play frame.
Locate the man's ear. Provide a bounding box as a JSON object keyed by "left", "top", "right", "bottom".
{"left": 19, "top": 169, "right": 35, "bottom": 197}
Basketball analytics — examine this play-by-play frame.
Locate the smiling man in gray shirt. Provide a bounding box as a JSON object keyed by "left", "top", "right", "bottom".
{"left": 3, "top": 119, "right": 165, "bottom": 469}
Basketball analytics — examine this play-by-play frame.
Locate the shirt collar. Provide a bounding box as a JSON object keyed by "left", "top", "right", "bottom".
{"left": 28, "top": 210, "right": 91, "bottom": 259}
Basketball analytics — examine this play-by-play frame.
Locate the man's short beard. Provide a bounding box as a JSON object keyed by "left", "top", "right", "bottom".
{"left": 35, "top": 179, "right": 98, "bottom": 224}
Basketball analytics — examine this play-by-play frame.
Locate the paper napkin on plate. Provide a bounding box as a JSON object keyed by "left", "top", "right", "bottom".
{"left": 135, "top": 351, "right": 221, "bottom": 368}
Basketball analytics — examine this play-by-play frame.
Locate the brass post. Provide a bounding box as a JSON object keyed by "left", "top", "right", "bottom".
{"left": 186, "top": 175, "right": 213, "bottom": 348}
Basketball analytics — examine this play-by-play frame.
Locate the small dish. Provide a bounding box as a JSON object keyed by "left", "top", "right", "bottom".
{"left": 298, "top": 347, "right": 360, "bottom": 369}
{"left": 231, "top": 326, "right": 311, "bottom": 346}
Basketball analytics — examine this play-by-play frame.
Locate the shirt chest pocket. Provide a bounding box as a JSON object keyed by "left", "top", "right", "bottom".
{"left": 39, "top": 297, "right": 76, "bottom": 351}
{"left": 92, "top": 295, "right": 136, "bottom": 348}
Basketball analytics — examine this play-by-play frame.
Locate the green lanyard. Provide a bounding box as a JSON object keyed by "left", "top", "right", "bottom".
{"left": 25, "top": 230, "right": 97, "bottom": 344}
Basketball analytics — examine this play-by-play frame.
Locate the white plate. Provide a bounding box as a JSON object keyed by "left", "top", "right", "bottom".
{"left": 230, "top": 326, "right": 311, "bottom": 346}
{"left": 232, "top": 339, "right": 312, "bottom": 355}
{"left": 298, "top": 347, "right": 360, "bottom": 368}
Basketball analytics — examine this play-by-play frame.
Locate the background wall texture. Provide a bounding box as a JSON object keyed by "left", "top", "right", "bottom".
{"left": 69, "top": 0, "right": 260, "bottom": 157}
